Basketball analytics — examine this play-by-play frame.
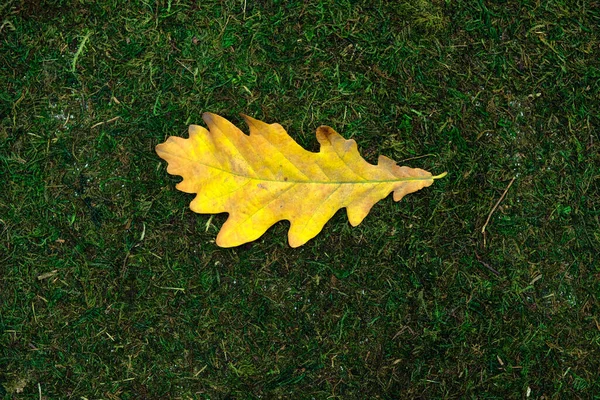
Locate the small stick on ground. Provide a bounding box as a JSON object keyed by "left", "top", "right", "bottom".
{"left": 91, "top": 116, "right": 121, "bottom": 129}
{"left": 482, "top": 176, "right": 516, "bottom": 247}
{"left": 475, "top": 252, "right": 500, "bottom": 276}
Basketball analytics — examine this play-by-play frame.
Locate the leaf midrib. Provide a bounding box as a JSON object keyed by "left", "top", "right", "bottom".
{"left": 200, "top": 162, "right": 436, "bottom": 184}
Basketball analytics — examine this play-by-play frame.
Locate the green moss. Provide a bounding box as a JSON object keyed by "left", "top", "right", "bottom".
{"left": 1, "top": 0, "right": 599, "bottom": 398}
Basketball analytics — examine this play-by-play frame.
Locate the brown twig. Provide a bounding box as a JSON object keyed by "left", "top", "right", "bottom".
{"left": 91, "top": 116, "right": 120, "bottom": 129}
{"left": 482, "top": 176, "right": 516, "bottom": 247}
{"left": 475, "top": 252, "right": 500, "bottom": 276}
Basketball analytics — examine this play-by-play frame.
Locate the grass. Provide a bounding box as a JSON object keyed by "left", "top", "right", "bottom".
{"left": 1, "top": 0, "right": 599, "bottom": 398}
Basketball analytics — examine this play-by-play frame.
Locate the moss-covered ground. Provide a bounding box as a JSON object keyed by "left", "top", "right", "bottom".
{"left": 1, "top": 0, "right": 599, "bottom": 398}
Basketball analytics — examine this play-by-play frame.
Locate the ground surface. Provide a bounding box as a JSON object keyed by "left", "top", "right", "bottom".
{"left": 1, "top": 0, "right": 599, "bottom": 398}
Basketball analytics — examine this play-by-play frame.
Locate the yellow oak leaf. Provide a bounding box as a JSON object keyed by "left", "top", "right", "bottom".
{"left": 156, "top": 113, "right": 446, "bottom": 247}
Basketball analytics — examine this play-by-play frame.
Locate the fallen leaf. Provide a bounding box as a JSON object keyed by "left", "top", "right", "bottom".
{"left": 156, "top": 113, "right": 446, "bottom": 247}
